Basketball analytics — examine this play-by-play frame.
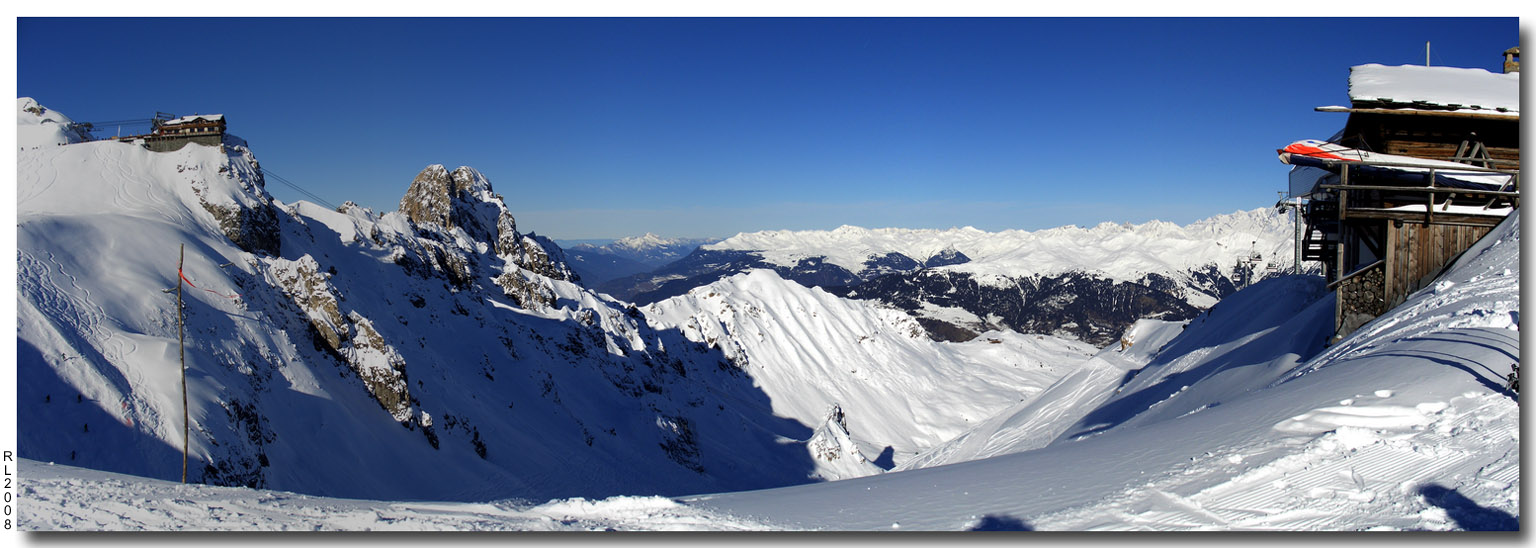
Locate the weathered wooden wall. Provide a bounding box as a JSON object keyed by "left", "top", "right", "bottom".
{"left": 1334, "top": 221, "right": 1495, "bottom": 340}
{"left": 1383, "top": 141, "right": 1520, "bottom": 165}
{"left": 1384, "top": 222, "right": 1493, "bottom": 308}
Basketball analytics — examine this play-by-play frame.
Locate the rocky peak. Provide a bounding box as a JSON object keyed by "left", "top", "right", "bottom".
{"left": 397, "top": 164, "right": 575, "bottom": 282}
{"left": 398, "top": 164, "right": 502, "bottom": 245}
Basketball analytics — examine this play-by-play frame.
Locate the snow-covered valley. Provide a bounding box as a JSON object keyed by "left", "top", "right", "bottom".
{"left": 11, "top": 97, "right": 1520, "bottom": 531}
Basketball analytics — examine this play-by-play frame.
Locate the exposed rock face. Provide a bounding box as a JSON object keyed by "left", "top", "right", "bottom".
{"left": 504, "top": 233, "right": 577, "bottom": 282}
{"left": 398, "top": 164, "right": 574, "bottom": 282}
{"left": 204, "top": 202, "right": 280, "bottom": 256}
{"left": 273, "top": 256, "right": 348, "bottom": 350}
{"left": 398, "top": 165, "right": 499, "bottom": 243}
{"left": 609, "top": 244, "right": 1249, "bottom": 347}
{"left": 656, "top": 415, "right": 703, "bottom": 473}
{"left": 808, "top": 404, "right": 862, "bottom": 464}
{"left": 832, "top": 270, "right": 1201, "bottom": 346}
{"left": 269, "top": 255, "right": 412, "bottom": 423}
{"left": 343, "top": 313, "right": 413, "bottom": 423}
{"left": 192, "top": 142, "right": 280, "bottom": 255}
{"left": 495, "top": 268, "right": 557, "bottom": 310}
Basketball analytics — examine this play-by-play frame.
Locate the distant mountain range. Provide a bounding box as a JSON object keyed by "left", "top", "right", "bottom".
{"left": 600, "top": 211, "right": 1304, "bottom": 346}
{"left": 563, "top": 234, "right": 720, "bottom": 286}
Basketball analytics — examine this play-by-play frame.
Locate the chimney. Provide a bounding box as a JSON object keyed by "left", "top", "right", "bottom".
{"left": 1504, "top": 46, "right": 1520, "bottom": 74}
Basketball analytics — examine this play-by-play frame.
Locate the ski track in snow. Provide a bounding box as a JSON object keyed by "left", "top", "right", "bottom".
{"left": 16, "top": 148, "right": 57, "bottom": 206}
{"left": 17, "top": 244, "right": 156, "bottom": 435}
{"left": 1035, "top": 389, "right": 1518, "bottom": 531}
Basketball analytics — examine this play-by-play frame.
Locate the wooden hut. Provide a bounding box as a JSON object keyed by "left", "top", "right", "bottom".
{"left": 143, "top": 114, "right": 226, "bottom": 152}
{"left": 1285, "top": 59, "right": 1520, "bottom": 341}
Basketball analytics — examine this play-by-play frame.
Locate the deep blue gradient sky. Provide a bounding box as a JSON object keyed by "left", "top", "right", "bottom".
{"left": 16, "top": 17, "right": 1519, "bottom": 239}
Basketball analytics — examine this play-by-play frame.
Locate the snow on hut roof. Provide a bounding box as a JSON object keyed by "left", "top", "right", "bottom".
{"left": 163, "top": 114, "right": 225, "bottom": 125}
{"left": 1347, "top": 64, "right": 1519, "bottom": 116}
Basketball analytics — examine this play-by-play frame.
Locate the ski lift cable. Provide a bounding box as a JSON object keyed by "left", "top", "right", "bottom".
{"left": 258, "top": 167, "right": 340, "bottom": 210}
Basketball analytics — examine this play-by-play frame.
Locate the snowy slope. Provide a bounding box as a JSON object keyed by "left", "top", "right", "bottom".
{"left": 17, "top": 459, "right": 779, "bottom": 531}
{"left": 16, "top": 97, "right": 89, "bottom": 147}
{"left": 646, "top": 270, "right": 1098, "bottom": 477}
{"left": 24, "top": 211, "right": 1518, "bottom": 530}
{"left": 683, "top": 214, "right": 1519, "bottom": 531}
{"left": 13, "top": 98, "right": 843, "bottom": 503}
{"left": 899, "top": 274, "right": 1336, "bottom": 471}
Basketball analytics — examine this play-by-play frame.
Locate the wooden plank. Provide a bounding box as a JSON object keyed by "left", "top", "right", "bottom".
{"left": 1385, "top": 141, "right": 1520, "bottom": 165}
{"left": 1339, "top": 209, "right": 1509, "bottom": 227}
{"left": 1385, "top": 221, "right": 1397, "bottom": 306}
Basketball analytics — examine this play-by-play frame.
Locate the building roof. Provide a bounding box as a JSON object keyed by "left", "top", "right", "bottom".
{"left": 1345, "top": 64, "right": 1519, "bottom": 117}
{"left": 162, "top": 114, "right": 225, "bottom": 125}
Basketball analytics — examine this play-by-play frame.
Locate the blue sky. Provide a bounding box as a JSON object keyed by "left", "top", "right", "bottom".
{"left": 15, "top": 17, "right": 1519, "bottom": 240}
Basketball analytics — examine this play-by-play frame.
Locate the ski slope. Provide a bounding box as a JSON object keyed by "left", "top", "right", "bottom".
{"left": 683, "top": 214, "right": 1520, "bottom": 531}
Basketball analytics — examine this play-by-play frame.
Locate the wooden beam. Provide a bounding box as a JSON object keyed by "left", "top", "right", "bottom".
{"left": 1319, "top": 184, "right": 1521, "bottom": 198}
{"left": 1341, "top": 208, "right": 1509, "bottom": 227}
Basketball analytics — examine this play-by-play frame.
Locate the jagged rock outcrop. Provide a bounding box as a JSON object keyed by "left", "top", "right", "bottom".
{"left": 191, "top": 141, "right": 281, "bottom": 255}
{"left": 494, "top": 268, "right": 557, "bottom": 310}
{"left": 398, "top": 164, "right": 574, "bottom": 282}
{"left": 398, "top": 165, "right": 501, "bottom": 243}
{"left": 808, "top": 404, "right": 863, "bottom": 464}
{"left": 831, "top": 270, "right": 1202, "bottom": 346}
{"left": 268, "top": 255, "right": 412, "bottom": 423}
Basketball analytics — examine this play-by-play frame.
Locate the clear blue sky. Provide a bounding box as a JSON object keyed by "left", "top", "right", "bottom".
{"left": 16, "top": 17, "right": 1519, "bottom": 240}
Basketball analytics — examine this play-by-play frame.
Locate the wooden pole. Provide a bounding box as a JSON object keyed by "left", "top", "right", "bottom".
{"left": 178, "top": 243, "right": 187, "bottom": 484}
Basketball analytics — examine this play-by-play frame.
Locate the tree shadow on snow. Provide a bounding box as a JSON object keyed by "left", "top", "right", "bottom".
{"left": 967, "top": 514, "right": 1035, "bottom": 531}
{"left": 1417, "top": 484, "right": 1518, "bottom": 531}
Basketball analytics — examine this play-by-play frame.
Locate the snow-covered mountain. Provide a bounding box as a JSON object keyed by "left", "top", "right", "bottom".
{"left": 609, "top": 211, "right": 1301, "bottom": 346}
{"left": 21, "top": 215, "right": 1519, "bottom": 531}
{"left": 644, "top": 270, "right": 1098, "bottom": 477}
{"left": 565, "top": 234, "right": 719, "bottom": 286}
{"left": 13, "top": 98, "right": 1091, "bottom": 501}
{"left": 683, "top": 212, "right": 1520, "bottom": 531}
{"left": 15, "top": 98, "right": 823, "bottom": 501}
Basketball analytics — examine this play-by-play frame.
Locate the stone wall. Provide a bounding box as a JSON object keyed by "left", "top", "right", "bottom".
{"left": 144, "top": 134, "right": 222, "bottom": 153}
